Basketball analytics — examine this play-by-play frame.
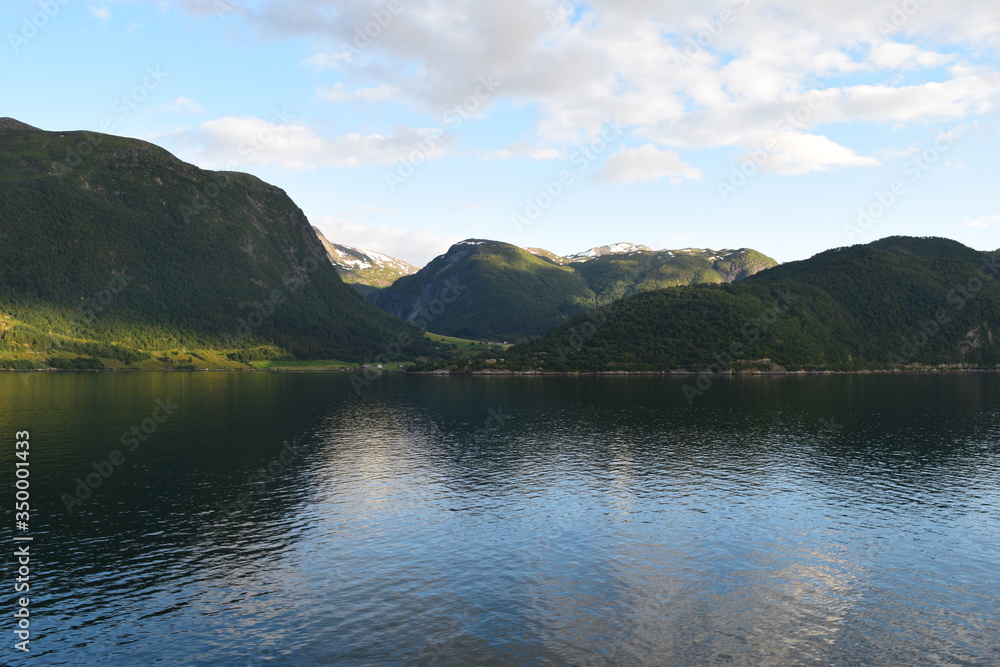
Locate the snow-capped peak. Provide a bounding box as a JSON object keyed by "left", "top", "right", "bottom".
{"left": 312, "top": 227, "right": 419, "bottom": 288}
{"left": 565, "top": 242, "right": 652, "bottom": 261}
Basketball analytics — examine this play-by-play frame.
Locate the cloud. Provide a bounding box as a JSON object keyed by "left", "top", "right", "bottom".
{"left": 963, "top": 215, "right": 1000, "bottom": 229}
{"left": 90, "top": 6, "right": 111, "bottom": 21}
{"left": 301, "top": 52, "right": 352, "bottom": 70}
{"left": 830, "top": 66, "right": 1000, "bottom": 123}
{"left": 155, "top": 115, "right": 452, "bottom": 170}
{"left": 879, "top": 146, "right": 923, "bottom": 159}
{"left": 482, "top": 142, "right": 563, "bottom": 161}
{"left": 312, "top": 216, "right": 457, "bottom": 266}
{"left": 156, "top": 97, "right": 205, "bottom": 114}
{"left": 160, "top": 0, "right": 1000, "bottom": 176}
{"left": 753, "top": 133, "right": 880, "bottom": 175}
{"left": 865, "top": 41, "right": 956, "bottom": 71}
{"left": 598, "top": 144, "right": 703, "bottom": 184}
{"left": 452, "top": 202, "right": 498, "bottom": 212}
{"left": 320, "top": 83, "right": 399, "bottom": 104}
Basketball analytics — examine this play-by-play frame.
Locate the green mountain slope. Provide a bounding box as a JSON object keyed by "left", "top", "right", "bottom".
{"left": 0, "top": 119, "right": 428, "bottom": 368}
{"left": 371, "top": 240, "right": 776, "bottom": 340}
{"left": 572, "top": 247, "right": 777, "bottom": 306}
{"left": 370, "top": 240, "right": 596, "bottom": 340}
{"left": 494, "top": 237, "right": 1000, "bottom": 372}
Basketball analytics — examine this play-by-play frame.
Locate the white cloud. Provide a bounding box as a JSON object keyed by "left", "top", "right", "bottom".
{"left": 156, "top": 97, "right": 205, "bottom": 114}
{"left": 155, "top": 116, "right": 452, "bottom": 170}
{"left": 301, "top": 52, "right": 351, "bottom": 70}
{"left": 452, "top": 202, "right": 498, "bottom": 211}
{"left": 866, "top": 41, "right": 955, "bottom": 71}
{"left": 879, "top": 146, "right": 923, "bottom": 159}
{"left": 830, "top": 66, "right": 1000, "bottom": 123}
{"left": 598, "top": 144, "right": 703, "bottom": 184}
{"left": 312, "top": 216, "right": 457, "bottom": 266}
{"left": 161, "top": 0, "right": 1000, "bottom": 176}
{"left": 963, "top": 215, "right": 1000, "bottom": 229}
{"left": 321, "top": 83, "right": 399, "bottom": 104}
{"left": 90, "top": 6, "right": 111, "bottom": 21}
{"left": 482, "top": 142, "right": 563, "bottom": 161}
{"left": 753, "top": 133, "right": 880, "bottom": 175}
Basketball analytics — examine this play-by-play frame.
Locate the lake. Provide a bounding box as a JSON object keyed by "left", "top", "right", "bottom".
{"left": 2, "top": 372, "right": 999, "bottom": 665}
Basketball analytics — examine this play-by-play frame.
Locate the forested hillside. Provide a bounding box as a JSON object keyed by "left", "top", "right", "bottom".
{"left": 459, "top": 237, "right": 1000, "bottom": 372}
{"left": 370, "top": 241, "right": 776, "bottom": 340}
{"left": 0, "top": 120, "right": 428, "bottom": 368}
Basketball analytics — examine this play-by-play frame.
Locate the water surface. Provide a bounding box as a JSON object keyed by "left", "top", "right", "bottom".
{"left": 2, "top": 372, "right": 999, "bottom": 665}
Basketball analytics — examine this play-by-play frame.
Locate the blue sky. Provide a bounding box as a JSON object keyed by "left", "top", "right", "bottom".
{"left": 5, "top": 0, "right": 1000, "bottom": 265}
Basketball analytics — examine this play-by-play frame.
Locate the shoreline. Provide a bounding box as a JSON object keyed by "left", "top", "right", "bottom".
{"left": 413, "top": 367, "right": 999, "bottom": 376}
{"left": 3, "top": 366, "right": 997, "bottom": 375}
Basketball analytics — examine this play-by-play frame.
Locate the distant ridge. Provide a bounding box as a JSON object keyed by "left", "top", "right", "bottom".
{"left": 502, "top": 236, "right": 1000, "bottom": 373}
{"left": 369, "top": 239, "right": 594, "bottom": 341}
{"left": 0, "top": 118, "right": 40, "bottom": 131}
{"left": 369, "top": 239, "right": 777, "bottom": 340}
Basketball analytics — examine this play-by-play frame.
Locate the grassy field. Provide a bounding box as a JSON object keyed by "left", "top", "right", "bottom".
{"left": 249, "top": 359, "right": 372, "bottom": 371}
{"left": 0, "top": 332, "right": 512, "bottom": 371}
{"left": 425, "top": 332, "right": 512, "bottom": 351}
{"left": 0, "top": 348, "right": 249, "bottom": 370}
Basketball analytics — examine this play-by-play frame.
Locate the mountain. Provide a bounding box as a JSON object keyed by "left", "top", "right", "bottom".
{"left": 0, "top": 117, "right": 38, "bottom": 131}
{"left": 572, "top": 247, "right": 777, "bottom": 306}
{"left": 0, "top": 119, "right": 429, "bottom": 368}
{"left": 313, "top": 227, "right": 418, "bottom": 296}
{"left": 372, "top": 240, "right": 776, "bottom": 340}
{"left": 492, "top": 237, "right": 1000, "bottom": 373}
{"left": 525, "top": 247, "right": 565, "bottom": 263}
{"left": 369, "top": 240, "right": 595, "bottom": 341}
{"left": 564, "top": 242, "right": 653, "bottom": 261}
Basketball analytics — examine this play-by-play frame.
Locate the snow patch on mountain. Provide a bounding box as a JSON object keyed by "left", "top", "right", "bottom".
{"left": 313, "top": 227, "right": 419, "bottom": 288}
{"left": 565, "top": 242, "right": 653, "bottom": 261}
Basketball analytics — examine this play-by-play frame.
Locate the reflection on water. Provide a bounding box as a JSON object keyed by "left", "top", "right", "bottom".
{"left": 1, "top": 373, "right": 999, "bottom": 665}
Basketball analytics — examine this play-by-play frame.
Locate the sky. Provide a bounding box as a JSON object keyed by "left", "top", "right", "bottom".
{"left": 5, "top": 0, "right": 1000, "bottom": 266}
